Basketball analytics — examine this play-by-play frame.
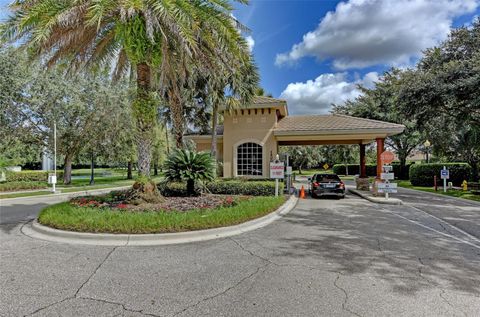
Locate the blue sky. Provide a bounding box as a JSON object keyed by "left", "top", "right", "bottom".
{"left": 234, "top": 0, "right": 479, "bottom": 114}
{"left": 2, "top": 0, "right": 479, "bottom": 114}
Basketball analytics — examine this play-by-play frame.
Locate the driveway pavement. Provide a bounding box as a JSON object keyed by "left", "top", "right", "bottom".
{"left": 1, "top": 189, "right": 480, "bottom": 316}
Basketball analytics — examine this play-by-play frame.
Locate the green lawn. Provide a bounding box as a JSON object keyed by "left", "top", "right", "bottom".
{"left": 294, "top": 169, "right": 333, "bottom": 176}
{"left": 0, "top": 172, "right": 163, "bottom": 199}
{"left": 38, "top": 195, "right": 287, "bottom": 234}
{"left": 396, "top": 180, "right": 480, "bottom": 202}
{"left": 60, "top": 175, "right": 130, "bottom": 187}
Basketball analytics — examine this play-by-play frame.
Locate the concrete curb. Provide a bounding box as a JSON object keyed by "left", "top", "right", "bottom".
{"left": 21, "top": 195, "right": 299, "bottom": 246}
{"left": 1, "top": 186, "right": 131, "bottom": 202}
{"left": 349, "top": 188, "right": 403, "bottom": 205}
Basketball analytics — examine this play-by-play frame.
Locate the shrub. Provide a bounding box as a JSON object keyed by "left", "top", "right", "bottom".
{"left": 163, "top": 150, "right": 216, "bottom": 196}
{"left": 5, "top": 171, "right": 48, "bottom": 182}
{"left": 0, "top": 181, "right": 47, "bottom": 192}
{"left": 158, "top": 180, "right": 283, "bottom": 197}
{"left": 409, "top": 163, "right": 472, "bottom": 186}
{"left": 206, "top": 180, "right": 283, "bottom": 196}
{"left": 5, "top": 170, "right": 64, "bottom": 182}
{"left": 392, "top": 163, "right": 413, "bottom": 180}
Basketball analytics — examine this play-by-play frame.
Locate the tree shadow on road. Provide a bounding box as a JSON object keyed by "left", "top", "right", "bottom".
{"left": 272, "top": 198, "right": 480, "bottom": 296}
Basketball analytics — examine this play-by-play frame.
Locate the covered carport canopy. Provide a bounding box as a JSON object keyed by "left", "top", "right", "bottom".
{"left": 274, "top": 114, "right": 405, "bottom": 178}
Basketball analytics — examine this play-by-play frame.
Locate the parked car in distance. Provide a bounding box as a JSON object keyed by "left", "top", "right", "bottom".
{"left": 308, "top": 173, "right": 345, "bottom": 198}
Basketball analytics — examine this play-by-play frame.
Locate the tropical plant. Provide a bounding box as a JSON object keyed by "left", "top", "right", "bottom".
{"left": 163, "top": 149, "right": 216, "bottom": 196}
{"left": 205, "top": 59, "right": 259, "bottom": 160}
{"left": 1, "top": 0, "right": 253, "bottom": 185}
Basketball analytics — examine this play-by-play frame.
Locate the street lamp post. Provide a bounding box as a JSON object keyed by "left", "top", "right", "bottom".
{"left": 424, "top": 140, "right": 431, "bottom": 164}
{"left": 52, "top": 122, "right": 57, "bottom": 193}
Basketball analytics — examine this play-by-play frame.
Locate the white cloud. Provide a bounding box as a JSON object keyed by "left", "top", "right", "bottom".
{"left": 245, "top": 35, "right": 255, "bottom": 52}
{"left": 276, "top": 0, "right": 479, "bottom": 69}
{"left": 280, "top": 72, "right": 379, "bottom": 114}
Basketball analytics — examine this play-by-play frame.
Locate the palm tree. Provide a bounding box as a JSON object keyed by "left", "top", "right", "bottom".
{"left": 2, "top": 0, "right": 252, "bottom": 182}
{"left": 164, "top": 149, "right": 216, "bottom": 196}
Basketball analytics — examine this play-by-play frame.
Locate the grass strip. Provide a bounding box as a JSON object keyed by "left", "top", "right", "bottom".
{"left": 396, "top": 180, "right": 480, "bottom": 202}
{"left": 0, "top": 191, "right": 53, "bottom": 199}
{"left": 39, "top": 196, "right": 287, "bottom": 234}
{"left": 0, "top": 177, "right": 162, "bottom": 199}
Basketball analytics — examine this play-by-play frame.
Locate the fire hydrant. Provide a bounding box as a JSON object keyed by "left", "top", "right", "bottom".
{"left": 462, "top": 180, "right": 468, "bottom": 191}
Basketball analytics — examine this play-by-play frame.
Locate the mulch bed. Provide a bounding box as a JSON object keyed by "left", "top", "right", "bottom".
{"left": 70, "top": 193, "right": 251, "bottom": 213}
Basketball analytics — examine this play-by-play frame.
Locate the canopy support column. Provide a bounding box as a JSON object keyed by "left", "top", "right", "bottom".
{"left": 376, "top": 138, "right": 385, "bottom": 178}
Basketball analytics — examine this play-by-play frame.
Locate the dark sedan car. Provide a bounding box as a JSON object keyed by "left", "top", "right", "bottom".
{"left": 308, "top": 173, "right": 345, "bottom": 198}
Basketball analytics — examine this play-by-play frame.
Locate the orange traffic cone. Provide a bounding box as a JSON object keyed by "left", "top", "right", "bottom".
{"left": 300, "top": 186, "right": 305, "bottom": 199}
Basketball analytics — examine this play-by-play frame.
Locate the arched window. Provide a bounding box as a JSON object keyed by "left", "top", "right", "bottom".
{"left": 237, "top": 142, "right": 263, "bottom": 176}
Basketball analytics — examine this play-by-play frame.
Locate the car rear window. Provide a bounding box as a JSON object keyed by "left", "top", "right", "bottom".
{"left": 315, "top": 174, "right": 341, "bottom": 182}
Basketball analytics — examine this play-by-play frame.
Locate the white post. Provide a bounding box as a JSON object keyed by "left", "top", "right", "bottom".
{"left": 286, "top": 154, "right": 290, "bottom": 194}
{"left": 443, "top": 165, "right": 447, "bottom": 193}
{"left": 53, "top": 122, "right": 57, "bottom": 193}
{"left": 385, "top": 177, "right": 389, "bottom": 200}
{"left": 275, "top": 179, "right": 279, "bottom": 197}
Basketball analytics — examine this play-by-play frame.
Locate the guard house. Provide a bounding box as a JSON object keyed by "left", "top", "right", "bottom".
{"left": 185, "top": 96, "right": 405, "bottom": 185}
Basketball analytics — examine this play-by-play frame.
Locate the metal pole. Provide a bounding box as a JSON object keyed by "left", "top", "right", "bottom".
{"left": 443, "top": 166, "right": 447, "bottom": 193}
{"left": 53, "top": 122, "right": 57, "bottom": 193}
{"left": 384, "top": 165, "right": 388, "bottom": 200}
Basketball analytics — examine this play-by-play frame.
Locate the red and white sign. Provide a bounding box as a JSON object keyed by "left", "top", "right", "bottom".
{"left": 270, "top": 162, "right": 285, "bottom": 179}
{"left": 380, "top": 151, "right": 395, "bottom": 164}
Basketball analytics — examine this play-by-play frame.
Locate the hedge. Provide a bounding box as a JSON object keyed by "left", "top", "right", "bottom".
{"left": 158, "top": 180, "right": 283, "bottom": 197}
{"left": 409, "top": 163, "right": 472, "bottom": 186}
{"left": 207, "top": 180, "right": 283, "bottom": 196}
{"left": 5, "top": 170, "right": 64, "bottom": 182}
{"left": 332, "top": 163, "right": 413, "bottom": 179}
{"left": 0, "top": 181, "right": 48, "bottom": 192}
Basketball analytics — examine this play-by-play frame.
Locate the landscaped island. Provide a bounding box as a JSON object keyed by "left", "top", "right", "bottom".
{"left": 38, "top": 181, "right": 286, "bottom": 234}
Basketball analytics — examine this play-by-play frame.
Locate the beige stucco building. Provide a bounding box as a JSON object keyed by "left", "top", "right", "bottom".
{"left": 186, "top": 96, "right": 405, "bottom": 180}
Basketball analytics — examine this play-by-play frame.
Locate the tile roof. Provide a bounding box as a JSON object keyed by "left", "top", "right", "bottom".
{"left": 274, "top": 114, "right": 405, "bottom": 133}
{"left": 252, "top": 96, "right": 287, "bottom": 105}
{"left": 219, "top": 96, "right": 287, "bottom": 111}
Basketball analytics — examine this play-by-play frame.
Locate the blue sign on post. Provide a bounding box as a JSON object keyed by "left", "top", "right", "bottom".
{"left": 440, "top": 169, "right": 449, "bottom": 179}
{"left": 441, "top": 166, "right": 449, "bottom": 193}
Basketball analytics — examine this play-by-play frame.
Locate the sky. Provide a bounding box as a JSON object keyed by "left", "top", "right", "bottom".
{"left": 1, "top": 0, "right": 479, "bottom": 115}
{"left": 233, "top": 0, "right": 480, "bottom": 114}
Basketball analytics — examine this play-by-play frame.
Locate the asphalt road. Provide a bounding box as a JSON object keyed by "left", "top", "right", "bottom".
{"left": 1, "top": 189, "right": 480, "bottom": 316}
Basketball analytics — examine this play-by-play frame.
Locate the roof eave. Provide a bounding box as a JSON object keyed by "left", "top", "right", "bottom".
{"left": 273, "top": 127, "right": 405, "bottom": 136}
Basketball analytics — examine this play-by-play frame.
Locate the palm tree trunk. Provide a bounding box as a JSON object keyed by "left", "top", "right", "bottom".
{"left": 127, "top": 160, "right": 133, "bottom": 179}
{"left": 211, "top": 103, "right": 219, "bottom": 159}
{"left": 164, "top": 125, "right": 170, "bottom": 154}
{"left": 63, "top": 154, "right": 73, "bottom": 185}
{"left": 89, "top": 151, "right": 95, "bottom": 185}
{"left": 186, "top": 179, "right": 195, "bottom": 196}
{"left": 134, "top": 62, "right": 155, "bottom": 177}
{"left": 170, "top": 93, "right": 184, "bottom": 148}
